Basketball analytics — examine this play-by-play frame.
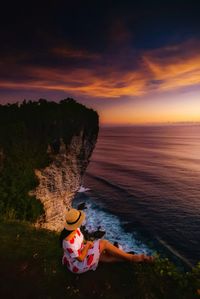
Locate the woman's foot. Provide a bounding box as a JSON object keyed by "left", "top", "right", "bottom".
{"left": 143, "top": 255, "right": 155, "bottom": 263}
{"left": 130, "top": 253, "right": 155, "bottom": 263}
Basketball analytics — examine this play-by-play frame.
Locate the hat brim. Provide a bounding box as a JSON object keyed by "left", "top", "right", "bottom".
{"left": 64, "top": 210, "right": 86, "bottom": 231}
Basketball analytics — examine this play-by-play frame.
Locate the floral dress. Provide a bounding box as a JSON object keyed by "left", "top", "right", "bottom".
{"left": 62, "top": 227, "right": 101, "bottom": 274}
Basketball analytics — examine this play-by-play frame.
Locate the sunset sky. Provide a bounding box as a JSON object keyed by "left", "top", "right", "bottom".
{"left": 0, "top": 1, "right": 200, "bottom": 125}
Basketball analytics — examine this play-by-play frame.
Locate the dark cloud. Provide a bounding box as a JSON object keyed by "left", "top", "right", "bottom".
{"left": 1, "top": 1, "right": 200, "bottom": 53}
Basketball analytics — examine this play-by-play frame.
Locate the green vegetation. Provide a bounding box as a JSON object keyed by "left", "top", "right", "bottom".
{"left": 0, "top": 99, "right": 99, "bottom": 222}
{"left": 0, "top": 220, "right": 199, "bottom": 299}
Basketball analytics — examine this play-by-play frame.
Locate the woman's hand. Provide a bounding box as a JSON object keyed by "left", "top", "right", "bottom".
{"left": 87, "top": 241, "right": 94, "bottom": 248}
{"left": 77, "top": 241, "right": 94, "bottom": 262}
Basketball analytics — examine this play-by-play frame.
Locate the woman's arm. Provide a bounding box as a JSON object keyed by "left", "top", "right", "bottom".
{"left": 76, "top": 241, "right": 94, "bottom": 262}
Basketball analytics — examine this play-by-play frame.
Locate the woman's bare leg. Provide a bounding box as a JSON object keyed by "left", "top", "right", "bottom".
{"left": 99, "top": 239, "right": 154, "bottom": 263}
{"left": 99, "top": 240, "right": 134, "bottom": 262}
{"left": 99, "top": 250, "right": 125, "bottom": 263}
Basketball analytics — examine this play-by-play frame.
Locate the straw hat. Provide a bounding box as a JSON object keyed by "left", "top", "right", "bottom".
{"left": 65, "top": 208, "right": 86, "bottom": 231}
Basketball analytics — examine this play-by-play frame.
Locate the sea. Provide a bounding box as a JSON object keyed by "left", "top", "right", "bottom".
{"left": 72, "top": 125, "right": 200, "bottom": 269}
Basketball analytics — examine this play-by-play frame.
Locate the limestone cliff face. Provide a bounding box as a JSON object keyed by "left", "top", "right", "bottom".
{"left": 29, "top": 127, "right": 98, "bottom": 231}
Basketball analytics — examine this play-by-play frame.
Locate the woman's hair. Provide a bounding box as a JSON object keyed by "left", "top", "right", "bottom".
{"left": 59, "top": 228, "right": 72, "bottom": 248}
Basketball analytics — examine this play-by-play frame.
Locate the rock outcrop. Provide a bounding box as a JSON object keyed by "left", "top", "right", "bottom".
{"left": 29, "top": 127, "right": 98, "bottom": 231}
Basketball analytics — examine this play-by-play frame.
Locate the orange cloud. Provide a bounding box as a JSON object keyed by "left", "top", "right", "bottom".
{"left": 143, "top": 55, "right": 200, "bottom": 91}
{"left": 0, "top": 66, "right": 146, "bottom": 98}
{"left": 142, "top": 39, "right": 200, "bottom": 92}
{"left": 1, "top": 39, "right": 200, "bottom": 99}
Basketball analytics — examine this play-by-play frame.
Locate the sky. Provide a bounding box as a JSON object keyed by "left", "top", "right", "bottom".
{"left": 0, "top": 0, "right": 200, "bottom": 126}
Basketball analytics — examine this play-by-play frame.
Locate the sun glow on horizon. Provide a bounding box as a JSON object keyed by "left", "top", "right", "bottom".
{"left": 98, "top": 91, "right": 200, "bottom": 126}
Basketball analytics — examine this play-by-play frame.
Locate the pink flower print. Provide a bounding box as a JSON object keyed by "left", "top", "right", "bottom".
{"left": 63, "top": 256, "right": 70, "bottom": 267}
{"left": 87, "top": 254, "right": 94, "bottom": 266}
{"left": 66, "top": 248, "right": 73, "bottom": 254}
{"left": 72, "top": 266, "right": 79, "bottom": 273}
{"left": 69, "top": 236, "right": 76, "bottom": 244}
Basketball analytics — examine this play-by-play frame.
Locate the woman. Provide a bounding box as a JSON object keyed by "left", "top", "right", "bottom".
{"left": 60, "top": 208, "right": 154, "bottom": 274}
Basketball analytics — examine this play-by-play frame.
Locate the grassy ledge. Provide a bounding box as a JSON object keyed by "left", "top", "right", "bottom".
{"left": 0, "top": 220, "right": 199, "bottom": 299}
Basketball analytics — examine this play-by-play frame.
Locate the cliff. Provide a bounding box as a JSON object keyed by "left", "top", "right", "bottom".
{"left": 30, "top": 129, "right": 97, "bottom": 231}
{"left": 0, "top": 99, "right": 99, "bottom": 230}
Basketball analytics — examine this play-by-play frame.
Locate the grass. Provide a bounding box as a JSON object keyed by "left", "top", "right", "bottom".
{"left": 0, "top": 220, "right": 199, "bottom": 299}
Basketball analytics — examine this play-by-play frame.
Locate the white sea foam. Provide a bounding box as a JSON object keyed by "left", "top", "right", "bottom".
{"left": 77, "top": 185, "right": 90, "bottom": 192}
{"left": 73, "top": 195, "right": 153, "bottom": 255}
